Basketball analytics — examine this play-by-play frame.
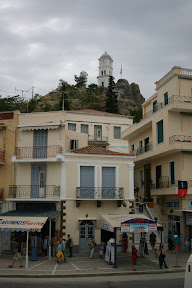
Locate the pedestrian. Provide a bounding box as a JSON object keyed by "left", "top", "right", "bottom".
{"left": 149, "top": 232, "right": 156, "bottom": 251}
{"left": 156, "top": 243, "right": 168, "bottom": 269}
{"left": 99, "top": 242, "right": 106, "bottom": 258}
{"left": 89, "top": 237, "right": 97, "bottom": 259}
{"left": 67, "top": 234, "right": 73, "bottom": 257}
{"left": 51, "top": 234, "right": 57, "bottom": 257}
{"left": 173, "top": 233, "right": 180, "bottom": 254}
{"left": 122, "top": 232, "right": 128, "bottom": 253}
{"left": 167, "top": 231, "right": 174, "bottom": 250}
{"left": 9, "top": 239, "right": 23, "bottom": 268}
{"left": 56, "top": 241, "right": 64, "bottom": 263}
{"left": 37, "top": 233, "right": 43, "bottom": 256}
{"left": 132, "top": 245, "right": 137, "bottom": 271}
{"left": 60, "top": 237, "right": 67, "bottom": 263}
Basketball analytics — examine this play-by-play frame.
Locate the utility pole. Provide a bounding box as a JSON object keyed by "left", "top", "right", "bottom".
{"left": 15, "top": 88, "right": 28, "bottom": 98}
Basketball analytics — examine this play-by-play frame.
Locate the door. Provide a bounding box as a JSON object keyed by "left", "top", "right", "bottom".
{"left": 79, "top": 220, "right": 94, "bottom": 252}
{"left": 156, "top": 165, "right": 162, "bottom": 189}
{"left": 31, "top": 164, "right": 46, "bottom": 198}
{"left": 144, "top": 164, "right": 151, "bottom": 200}
{"left": 102, "top": 167, "right": 116, "bottom": 199}
{"left": 169, "top": 161, "right": 175, "bottom": 185}
{"left": 145, "top": 137, "right": 149, "bottom": 152}
{"left": 80, "top": 166, "right": 94, "bottom": 198}
{"left": 94, "top": 125, "right": 102, "bottom": 141}
{"left": 33, "top": 129, "right": 48, "bottom": 158}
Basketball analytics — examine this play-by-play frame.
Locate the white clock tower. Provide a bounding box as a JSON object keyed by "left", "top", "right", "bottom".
{"left": 97, "top": 52, "right": 113, "bottom": 87}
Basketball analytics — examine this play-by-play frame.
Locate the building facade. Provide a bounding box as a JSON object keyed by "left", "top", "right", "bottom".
{"left": 122, "top": 66, "right": 192, "bottom": 246}
{"left": 97, "top": 52, "right": 113, "bottom": 87}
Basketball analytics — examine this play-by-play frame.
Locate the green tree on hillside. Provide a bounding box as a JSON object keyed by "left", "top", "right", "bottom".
{"left": 74, "top": 71, "right": 88, "bottom": 88}
{"left": 105, "top": 76, "right": 119, "bottom": 114}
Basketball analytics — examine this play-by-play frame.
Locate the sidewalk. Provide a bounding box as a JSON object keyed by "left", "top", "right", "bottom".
{"left": 0, "top": 249, "right": 190, "bottom": 278}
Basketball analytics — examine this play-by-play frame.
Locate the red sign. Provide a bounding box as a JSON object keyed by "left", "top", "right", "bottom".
{"left": 178, "top": 180, "right": 188, "bottom": 198}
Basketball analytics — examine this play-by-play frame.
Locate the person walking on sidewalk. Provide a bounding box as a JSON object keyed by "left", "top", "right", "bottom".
{"left": 174, "top": 233, "right": 180, "bottom": 254}
{"left": 167, "top": 231, "right": 174, "bottom": 250}
{"left": 156, "top": 243, "right": 168, "bottom": 269}
{"left": 89, "top": 237, "right": 97, "bottom": 259}
{"left": 67, "top": 234, "right": 73, "bottom": 257}
{"left": 122, "top": 232, "right": 128, "bottom": 253}
{"left": 9, "top": 239, "right": 23, "bottom": 268}
{"left": 60, "top": 237, "right": 67, "bottom": 263}
{"left": 132, "top": 245, "right": 137, "bottom": 271}
{"left": 149, "top": 232, "right": 156, "bottom": 251}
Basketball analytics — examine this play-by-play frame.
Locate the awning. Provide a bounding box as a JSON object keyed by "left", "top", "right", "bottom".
{"left": 18, "top": 123, "right": 61, "bottom": 131}
{"left": 99, "top": 214, "right": 162, "bottom": 233}
{"left": 0, "top": 216, "right": 47, "bottom": 232}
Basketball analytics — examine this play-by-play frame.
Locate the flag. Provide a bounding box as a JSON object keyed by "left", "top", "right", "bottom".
{"left": 120, "top": 65, "right": 122, "bottom": 76}
{"left": 178, "top": 180, "right": 188, "bottom": 198}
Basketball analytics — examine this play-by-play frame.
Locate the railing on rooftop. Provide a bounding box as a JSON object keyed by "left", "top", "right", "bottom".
{"left": 169, "top": 135, "right": 192, "bottom": 144}
{"left": 76, "top": 187, "right": 124, "bottom": 200}
{"left": 15, "top": 145, "right": 62, "bottom": 159}
{"left": 9, "top": 185, "right": 60, "bottom": 199}
{"left": 0, "top": 150, "right": 5, "bottom": 163}
{"left": 88, "top": 135, "right": 108, "bottom": 142}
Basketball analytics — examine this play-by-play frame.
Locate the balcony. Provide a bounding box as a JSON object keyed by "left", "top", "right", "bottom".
{"left": 0, "top": 188, "right": 3, "bottom": 200}
{"left": 130, "top": 143, "right": 153, "bottom": 156}
{"left": 76, "top": 187, "right": 124, "bottom": 200}
{"left": 15, "top": 145, "right": 62, "bottom": 159}
{"left": 169, "top": 135, "right": 192, "bottom": 144}
{"left": 0, "top": 149, "right": 5, "bottom": 163}
{"left": 9, "top": 185, "right": 60, "bottom": 199}
{"left": 88, "top": 135, "right": 108, "bottom": 148}
{"left": 151, "top": 180, "right": 192, "bottom": 196}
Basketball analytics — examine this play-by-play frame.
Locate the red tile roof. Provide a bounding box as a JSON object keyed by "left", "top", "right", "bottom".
{"left": 68, "top": 109, "right": 131, "bottom": 118}
{"left": 70, "top": 145, "right": 135, "bottom": 156}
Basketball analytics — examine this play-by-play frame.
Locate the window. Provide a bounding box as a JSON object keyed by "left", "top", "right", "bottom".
{"left": 157, "top": 120, "right": 164, "bottom": 144}
{"left": 153, "top": 100, "right": 158, "bottom": 113}
{"left": 169, "top": 161, "right": 175, "bottom": 184}
{"left": 101, "top": 71, "right": 103, "bottom": 75}
{"left": 114, "top": 126, "right": 121, "bottom": 139}
{"left": 102, "top": 82, "right": 104, "bottom": 87}
{"left": 80, "top": 166, "right": 95, "bottom": 199}
{"left": 70, "top": 140, "right": 78, "bottom": 150}
{"left": 139, "top": 170, "right": 143, "bottom": 188}
{"left": 145, "top": 137, "right": 149, "bottom": 152}
{"left": 104, "top": 70, "right": 106, "bottom": 75}
{"left": 81, "top": 124, "right": 89, "bottom": 134}
{"left": 137, "top": 140, "right": 143, "bottom": 154}
{"left": 166, "top": 201, "right": 179, "bottom": 209}
{"left": 164, "top": 92, "right": 168, "bottom": 106}
{"left": 130, "top": 144, "right": 135, "bottom": 153}
{"left": 68, "top": 123, "right": 76, "bottom": 131}
{"left": 156, "top": 165, "right": 161, "bottom": 189}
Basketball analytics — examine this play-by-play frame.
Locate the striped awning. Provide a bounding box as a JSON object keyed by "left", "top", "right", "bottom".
{"left": 0, "top": 216, "right": 47, "bottom": 232}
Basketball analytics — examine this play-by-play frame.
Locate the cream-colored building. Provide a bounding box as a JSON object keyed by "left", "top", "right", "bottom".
{"left": 6, "top": 110, "right": 135, "bottom": 252}
{"left": 122, "top": 66, "right": 192, "bottom": 246}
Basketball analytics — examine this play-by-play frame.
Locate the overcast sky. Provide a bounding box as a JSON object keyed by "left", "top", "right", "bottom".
{"left": 0, "top": 0, "right": 192, "bottom": 101}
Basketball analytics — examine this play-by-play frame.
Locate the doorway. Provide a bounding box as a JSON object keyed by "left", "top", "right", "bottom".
{"left": 79, "top": 220, "right": 95, "bottom": 252}
{"left": 144, "top": 164, "right": 151, "bottom": 201}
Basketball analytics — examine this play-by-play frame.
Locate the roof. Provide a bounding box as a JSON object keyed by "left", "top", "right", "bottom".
{"left": 70, "top": 145, "right": 135, "bottom": 156}
{"left": 100, "top": 52, "right": 112, "bottom": 60}
{"left": 68, "top": 109, "right": 131, "bottom": 118}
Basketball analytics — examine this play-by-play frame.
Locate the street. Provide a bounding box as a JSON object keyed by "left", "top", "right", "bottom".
{"left": 0, "top": 273, "right": 185, "bottom": 288}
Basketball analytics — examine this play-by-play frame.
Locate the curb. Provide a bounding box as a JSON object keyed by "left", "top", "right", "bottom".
{"left": 0, "top": 268, "right": 185, "bottom": 278}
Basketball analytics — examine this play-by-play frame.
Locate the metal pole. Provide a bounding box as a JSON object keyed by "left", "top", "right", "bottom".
{"left": 25, "top": 231, "right": 29, "bottom": 269}
{"left": 113, "top": 228, "right": 117, "bottom": 268}
{"left": 161, "top": 230, "right": 162, "bottom": 243}
{"left": 49, "top": 218, "right": 51, "bottom": 259}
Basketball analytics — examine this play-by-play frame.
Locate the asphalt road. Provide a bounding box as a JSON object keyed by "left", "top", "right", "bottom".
{"left": 0, "top": 273, "right": 185, "bottom": 288}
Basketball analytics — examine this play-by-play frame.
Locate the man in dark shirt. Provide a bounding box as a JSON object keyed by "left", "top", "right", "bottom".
{"left": 149, "top": 232, "right": 156, "bottom": 251}
{"left": 9, "top": 239, "right": 23, "bottom": 268}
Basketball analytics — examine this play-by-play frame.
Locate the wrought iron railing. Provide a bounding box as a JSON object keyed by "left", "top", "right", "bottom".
{"left": 9, "top": 185, "right": 60, "bottom": 198}
{"left": 151, "top": 180, "right": 192, "bottom": 189}
{"left": 0, "top": 188, "right": 3, "bottom": 200}
{"left": 169, "top": 135, "right": 192, "bottom": 144}
{"left": 142, "top": 95, "right": 192, "bottom": 121}
{"left": 15, "top": 145, "right": 62, "bottom": 159}
{"left": 0, "top": 149, "right": 5, "bottom": 162}
{"left": 137, "top": 142, "right": 153, "bottom": 155}
{"left": 76, "top": 187, "right": 124, "bottom": 199}
{"left": 88, "top": 135, "right": 108, "bottom": 142}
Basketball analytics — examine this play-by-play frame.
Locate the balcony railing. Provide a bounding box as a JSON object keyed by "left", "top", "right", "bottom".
{"left": 88, "top": 135, "right": 108, "bottom": 142}
{"left": 169, "top": 135, "right": 192, "bottom": 144}
{"left": 0, "top": 188, "right": 3, "bottom": 200}
{"left": 137, "top": 142, "right": 153, "bottom": 155}
{"left": 0, "top": 149, "right": 5, "bottom": 162}
{"left": 9, "top": 185, "right": 60, "bottom": 199}
{"left": 151, "top": 180, "right": 192, "bottom": 189}
{"left": 142, "top": 95, "right": 192, "bottom": 121}
{"left": 76, "top": 187, "right": 124, "bottom": 200}
{"left": 15, "top": 145, "right": 62, "bottom": 159}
